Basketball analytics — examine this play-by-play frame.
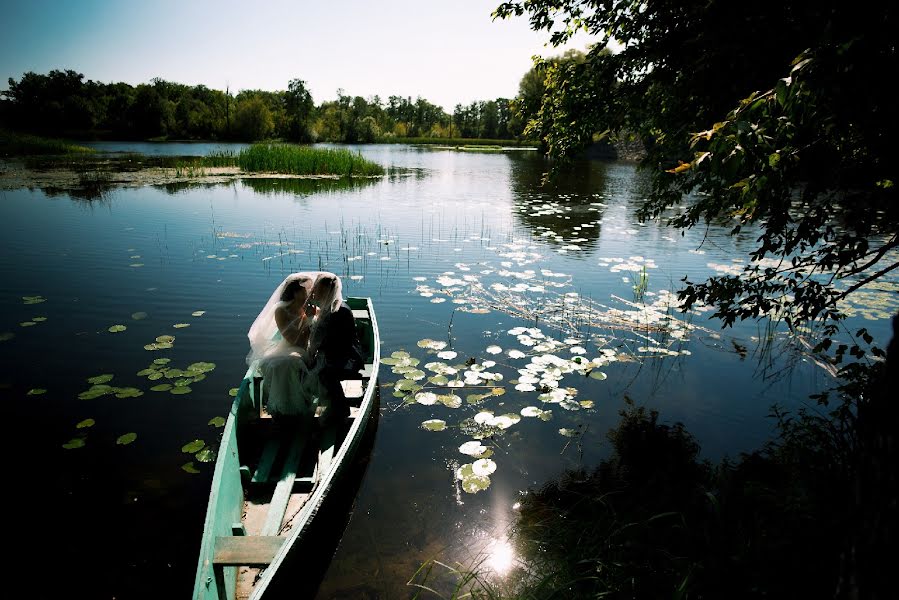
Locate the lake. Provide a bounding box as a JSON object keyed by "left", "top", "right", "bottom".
{"left": 1, "top": 143, "right": 894, "bottom": 598}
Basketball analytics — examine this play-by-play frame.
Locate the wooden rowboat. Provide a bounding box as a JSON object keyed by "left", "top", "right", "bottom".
{"left": 193, "top": 297, "right": 380, "bottom": 599}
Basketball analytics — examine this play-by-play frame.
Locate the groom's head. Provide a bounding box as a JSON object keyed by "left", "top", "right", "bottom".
{"left": 311, "top": 274, "right": 337, "bottom": 308}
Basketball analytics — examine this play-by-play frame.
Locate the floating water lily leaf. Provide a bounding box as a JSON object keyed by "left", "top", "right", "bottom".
{"left": 0, "top": 332, "right": 14, "bottom": 342}
{"left": 181, "top": 439, "right": 205, "bottom": 453}
{"left": 391, "top": 351, "right": 410, "bottom": 359}
{"left": 181, "top": 462, "right": 200, "bottom": 474}
{"left": 459, "top": 441, "right": 488, "bottom": 457}
{"left": 170, "top": 386, "right": 192, "bottom": 395}
{"left": 150, "top": 383, "right": 172, "bottom": 392}
{"left": 472, "top": 458, "right": 497, "bottom": 477}
{"left": 485, "top": 345, "right": 502, "bottom": 355}
{"left": 191, "top": 374, "right": 206, "bottom": 383}
{"left": 208, "top": 416, "right": 226, "bottom": 428}
{"left": 78, "top": 385, "right": 114, "bottom": 400}
{"left": 490, "top": 387, "right": 506, "bottom": 396}
{"left": 228, "top": 388, "right": 239, "bottom": 397}
{"left": 414, "top": 391, "right": 438, "bottom": 405}
{"left": 492, "top": 413, "right": 521, "bottom": 429}
{"left": 114, "top": 387, "right": 143, "bottom": 399}
{"left": 462, "top": 475, "right": 491, "bottom": 493}
{"left": 62, "top": 437, "right": 86, "bottom": 450}
{"left": 520, "top": 406, "right": 542, "bottom": 417}
{"left": 22, "top": 295, "right": 46, "bottom": 305}
{"left": 579, "top": 400, "right": 595, "bottom": 409}
{"left": 130, "top": 263, "right": 144, "bottom": 268}
{"left": 186, "top": 362, "right": 216, "bottom": 374}
{"left": 131, "top": 312, "right": 148, "bottom": 320}
{"left": 108, "top": 325, "right": 127, "bottom": 333}
{"left": 164, "top": 368, "right": 185, "bottom": 378}
{"left": 76, "top": 418, "right": 95, "bottom": 429}
{"left": 153, "top": 358, "right": 171, "bottom": 366}
{"left": 466, "top": 393, "right": 486, "bottom": 404}
{"left": 116, "top": 432, "right": 137, "bottom": 445}
{"left": 404, "top": 369, "right": 426, "bottom": 381}
{"left": 437, "top": 351, "right": 457, "bottom": 360}
{"left": 380, "top": 357, "right": 399, "bottom": 366}
{"left": 173, "top": 323, "right": 190, "bottom": 329}
{"left": 27, "top": 388, "right": 47, "bottom": 396}
{"left": 88, "top": 374, "right": 114, "bottom": 385}
{"left": 20, "top": 322, "right": 36, "bottom": 327}
{"left": 32, "top": 316, "right": 47, "bottom": 322}
{"left": 589, "top": 370, "right": 608, "bottom": 380}
{"left": 195, "top": 446, "right": 216, "bottom": 463}
{"left": 136, "top": 368, "right": 157, "bottom": 377}
{"left": 155, "top": 335, "right": 175, "bottom": 343}
{"left": 421, "top": 419, "right": 447, "bottom": 432}
{"left": 395, "top": 379, "right": 419, "bottom": 392}
{"left": 191, "top": 310, "right": 206, "bottom": 317}
{"left": 174, "top": 378, "right": 193, "bottom": 387}
{"left": 474, "top": 411, "right": 494, "bottom": 424}
{"left": 428, "top": 374, "right": 449, "bottom": 385}
{"left": 437, "top": 394, "right": 462, "bottom": 409}
{"left": 147, "top": 372, "right": 164, "bottom": 381}
{"left": 144, "top": 343, "right": 160, "bottom": 351}
{"left": 559, "top": 428, "right": 579, "bottom": 437}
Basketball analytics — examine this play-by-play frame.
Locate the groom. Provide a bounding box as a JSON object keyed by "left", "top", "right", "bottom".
{"left": 309, "top": 274, "right": 364, "bottom": 423}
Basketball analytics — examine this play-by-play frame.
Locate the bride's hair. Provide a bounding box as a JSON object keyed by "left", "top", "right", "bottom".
{"left": 313, "top": 273, "right": 342, "bottom": 314}
{"left": 281, "top": 277, "right": 310, "bottom": 302}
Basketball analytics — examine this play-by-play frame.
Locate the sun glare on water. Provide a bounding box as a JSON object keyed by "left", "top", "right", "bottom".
{"left": 486, "top": 539, "right": 515, "bottom": 575}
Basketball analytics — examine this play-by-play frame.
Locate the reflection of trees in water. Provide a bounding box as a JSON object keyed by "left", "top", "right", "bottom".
{"left": 239, "top": 177, "right": 378, "bottom": 197}
{"left": 505, "top": 400, "right": 846, "bottom": 599}
{"left": 507, "top": 156, "right": 653, "bottom": 251}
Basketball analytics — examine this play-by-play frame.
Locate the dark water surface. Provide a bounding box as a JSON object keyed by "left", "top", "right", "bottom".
{"left": 1, "top": 144, "right": 894, "bottom": 598}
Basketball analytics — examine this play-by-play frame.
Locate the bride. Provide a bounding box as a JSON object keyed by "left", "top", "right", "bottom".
{"left": 246, "top": 272, "right": 323, "bottom": 417}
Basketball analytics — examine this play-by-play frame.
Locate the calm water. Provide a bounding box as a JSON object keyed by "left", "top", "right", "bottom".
{"left": 1, "top": 144, "right": 894, "bottom": 598}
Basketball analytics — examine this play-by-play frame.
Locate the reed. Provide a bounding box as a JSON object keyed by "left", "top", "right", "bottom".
{"left": 235, "top": 144, "right": 384, "bottom": 176}
{"left": 0, "top": 129, "right": 95, "bottom": 156}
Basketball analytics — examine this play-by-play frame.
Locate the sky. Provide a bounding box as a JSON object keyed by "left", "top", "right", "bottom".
{"left": 0, "top": 0, "right": 598, "bottom": 111}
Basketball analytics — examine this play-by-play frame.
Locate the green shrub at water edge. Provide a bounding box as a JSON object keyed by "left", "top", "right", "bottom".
{"left": 0, "top": 129, "right": 95, "bottom": 156}
{"left": 236, "top": 144, "right": 384, "bottom": 176}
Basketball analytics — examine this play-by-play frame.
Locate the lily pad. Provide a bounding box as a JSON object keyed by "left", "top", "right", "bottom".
{"left": 472, "top": 458, "right": 497, "bottom": 476}
{"left": 136, "top": 368, "right": 157, "bottom": 377}
{"left": 116, "top": 432, "right": 137, "bottom": 445}
{"left": 152, "top": 358, "right": 171, "bottom": 365}
{"left": 20, "top": 322, "right": 36, "bottom": 327}
{"left": 32, "top": 316, "right": 47, "bottom": 322}
{"left": 181, "top": 439, "right": 205, "bottom": 453}
{"left": 437, "top": 351, "right": 458, "bottom": 360}
{"left": 155, "top": 335, "right": 175, "bottom": 344}
{"left": 461, "top": 474, "right": 491, "bottom": 493}
{"left": 414, "top": 392, "right": 438, "bottom": 405}
{"left": 108, "top": 325, "right": 127, "bottom": 333}
{"left": 559, "top": 428, "right": 579, "bottom": 437}
{"left": 150, "top": 383, "right": 173, "bottom": 392}
{"left": 438, "top": 394, "right": 462, "bottom": 409}
{"left": 0, "top": 332, "right": 14, "bottom": 342}
{"left": 485, "top": 345, "right": 502, "bottom": 355}
{"left": 208, "top": 416, "right": 226, "bottom": 428}
{"left": 170, "top": 386, "right": 192, "bottom": 395}
{"left": 147, "top": 372, "right": 164, "bottom": 381}
{"left": 22, "top": 295, "right": 46, "bottom": 305}
{"left": 173, "top": 323, "right": 190, "bottom": 329}
{"left": 459, "top": 441, "right": 488, "bottom": 456}
{"left": 391, "top": 351, "right": 410, "bottom": 359}
{"left": 428, "top": 374, "right": 449, "bottom": 385}
{"left": 131, "top": 312, "right": 148, "bottom": 320}
{"left": 589, "top": 370, "right": 608, "bottom": 380}
{"left": 421, "top": 419, "right": 447, "bottom": 432}
{"left": 114, "top": 387, "right": 144, "bottom": 399}
{"left": 191, "top": 310, "right": 206, "bottom": 317}
{"left": 186, "top": 362, "right": 216, "bottom": 374}
{"left": 195, "top": 446, "right": 216, "bottom": 463}
{"left": 87, "top": 374, "right": 114, "bottom": 385}
{"left": 228, "top": 388, "right": 239, "bottom": 397}
{"left": 181, "top": 462, "right": 200, "bottom": 474}
{"left": 62, "top": 437, "right": 86, "bottom": 450}
{"left": 27, "top": 388, "right": 47, "bottom": 396}
{"left": 76, "top": 418, "right": 95, "bottom": 429}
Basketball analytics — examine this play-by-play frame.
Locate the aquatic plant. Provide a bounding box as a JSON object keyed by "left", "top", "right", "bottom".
{"left": 236, "top": 144, "right": 384, "bottom": 177}
{"left": 0, "top": 129, "right": 94, "bottom": 155}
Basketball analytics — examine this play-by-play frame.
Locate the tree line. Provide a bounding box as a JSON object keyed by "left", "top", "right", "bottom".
{"left": 0, "top": 68, "right": 557, "bottom": 143}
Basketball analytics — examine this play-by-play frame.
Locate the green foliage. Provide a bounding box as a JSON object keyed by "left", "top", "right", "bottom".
{"left": 236, "top": 143, "right": 384, "bottom": 176}
{"left": 233, "top": 96, "right": 274, "bottom": 141}
{"left": 0, "top": 129, "right": 94, "bottom": 155}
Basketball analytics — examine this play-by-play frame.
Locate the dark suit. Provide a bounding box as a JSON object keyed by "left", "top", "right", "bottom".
{"left": 314, "top": 302, "right": 363, "bottom": 417}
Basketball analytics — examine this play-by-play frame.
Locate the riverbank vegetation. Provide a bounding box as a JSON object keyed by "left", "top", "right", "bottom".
{"left": 486, "top": 0, "right": 897, "bottom": 597}
{"left": 0, "top": 129, "right": 94, "bottom": 155}
{"left": 412, "top": 398, "right": 861, "bottom": 599}
{"left": 233, "top": 144, "right": 383, "bottom": 176}
{"left": 0, "top": 71, "right": 543, "bottom": 145}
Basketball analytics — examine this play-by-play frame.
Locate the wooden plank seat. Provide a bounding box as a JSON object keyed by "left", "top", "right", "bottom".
{"left": 261, "top": 427, "right": 310, "bottom": 535}
{"left": 213, "top": 536, "right": 283, "bottom": 566}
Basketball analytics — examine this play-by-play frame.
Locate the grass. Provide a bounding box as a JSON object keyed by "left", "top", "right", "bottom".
{"left": 0, "top": 129, "right": 95, "bottom": 156}
{"left": 235, "top": 144, "right": 384, "bottom": 176}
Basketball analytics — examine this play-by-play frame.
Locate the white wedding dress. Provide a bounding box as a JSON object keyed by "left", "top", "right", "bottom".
{"left": 246, "top": 273, "right": 325, "bottom": 417}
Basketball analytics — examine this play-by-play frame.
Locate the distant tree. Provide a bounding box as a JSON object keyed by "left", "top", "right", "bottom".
{"left": 284, "top": 79, "right": 314, "bottom": 142}
{"left": 234, "top": 96, "right": 274, "bottom": 141}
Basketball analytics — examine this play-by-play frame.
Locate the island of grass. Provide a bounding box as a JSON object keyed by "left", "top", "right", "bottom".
{"left": 213, "top": 143, "right": 385, "bottom": 177}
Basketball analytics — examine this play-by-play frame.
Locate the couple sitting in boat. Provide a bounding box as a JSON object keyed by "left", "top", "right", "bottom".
{"left": 247, "top": 271, "right": 363, "bottom": 423}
